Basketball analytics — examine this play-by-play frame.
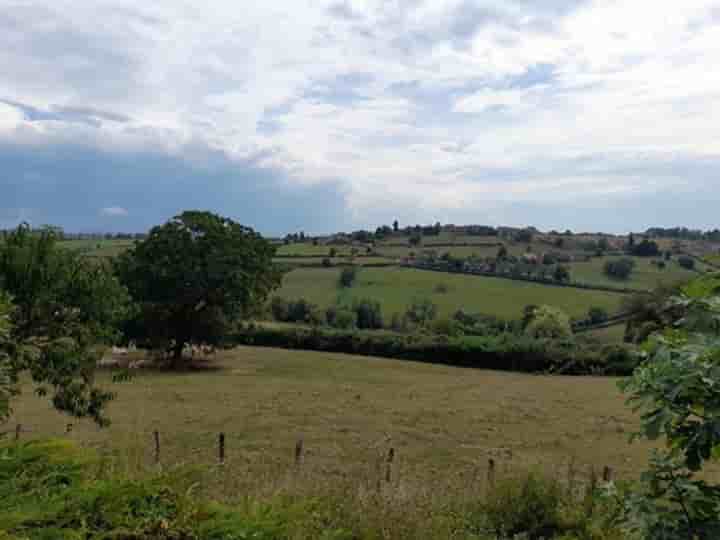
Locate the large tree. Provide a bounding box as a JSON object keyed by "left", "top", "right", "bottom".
{"left": 115, "top": 211, "right": 281, "bottom": 366}
{"left": 0, "top": 224, "right": 130, "bottom": 426}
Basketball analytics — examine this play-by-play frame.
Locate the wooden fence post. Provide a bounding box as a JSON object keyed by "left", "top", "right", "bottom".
{"left": 385, "top": 447, "right": 395, "bottom": 483}
{"left": 294, "top": 439, "right": 304, "bottom": 467}
{"left": 487, "top": 458, "right": 496, "bottom": 489}
{"left": 153, "top": 430, "right": 160, "bottom": 465}
{"left": 602, "top": 466, "right": 613, "bottom": 483}
{"left": 14, "top": 424, "right": 21, "bottom": 441}
{"left": 218, "top": 432, "right": 225, "bottom": 465}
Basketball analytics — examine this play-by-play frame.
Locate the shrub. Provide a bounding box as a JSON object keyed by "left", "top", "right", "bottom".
{"left": 553, "top": 265, "right": 571, "bottom": 282}
{"left": 271, "top": 297, "right": 290, "bottom": 321}
{"left": 677, "top": 255, "right": 695, "bottom": 270}
{"left": 587, "top": 306, "right": 609, "bottom": 324}
{"left": 404, "top": 297, "right": 438, "bottom": 327}
{"left": 525, "top": 305, "right": 572, "bottom": 339}
{"left": 352, "top": 298, "right": 383, "bottom": 329}
{"left": 482, "top": 473, "right": 565, "bottom": 539}
{"left": 542, "top": 253, "right": 557, "bottom": 265}
{"left": 604, "top": 257, "right": 636, "bottom": 280}
{"left": 431, "top": 318, "right": 463, "bottom": 337}
{"left": 322, "top": 257, "right": 333, "bottom": 267}
{"left": 434, "top": 282, "right": 450, "bottom": 294}
{"left": 339, "top": 266, "right": 358, "bottom": 288}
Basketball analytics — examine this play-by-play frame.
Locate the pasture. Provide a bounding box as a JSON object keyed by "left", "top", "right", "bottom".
{"left": 58, "top": 238, "right": 134, "bottom": 258}
{"left": 275, "top": 266, "right": 625, "bottom": 320}
{"left": 11, "top": 346, "right": 656, "bottom": 493}
{"left": 568, "top": 256, "right": 698, "bottom": 290}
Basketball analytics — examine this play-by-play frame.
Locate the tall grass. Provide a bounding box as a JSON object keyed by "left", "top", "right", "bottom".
{"left": 1, "top": 438, "right": 628, "bottom": 539}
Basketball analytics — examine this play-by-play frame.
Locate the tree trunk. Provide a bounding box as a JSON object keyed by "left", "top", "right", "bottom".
{"left": 170, "top": 342, "right": 185, "bottom": 369}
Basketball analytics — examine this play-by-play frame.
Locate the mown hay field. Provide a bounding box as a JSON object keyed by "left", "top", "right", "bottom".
{"left": 275, "top": 266, "right": 626, "bottom": 320}
{"left": 12, "top": 346, "right": 660, "bottom": 494}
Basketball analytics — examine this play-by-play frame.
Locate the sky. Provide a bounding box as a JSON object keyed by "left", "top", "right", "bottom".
{"left": 1, "top": 0, "right": 719, "bottom": 235}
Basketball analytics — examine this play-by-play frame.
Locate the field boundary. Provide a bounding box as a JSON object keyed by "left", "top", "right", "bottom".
{"left": 402, "top": 262, "right": 649, "bottom": 295}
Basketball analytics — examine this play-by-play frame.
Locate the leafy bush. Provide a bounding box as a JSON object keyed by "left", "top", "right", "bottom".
{"left": 339, "top": 266, "right": 358, "bottom": 288}
{"left": 677, "top": 255, "right": 695, "bottom": 270}
{"left": 525, "top": 305, "right": 572, "bottom": 339}
{"left": 233, "top": 326, "right": 638, "bottom": 375}
{"left": 404, "top": 297, "right": 438, "bottom": 328}
{"left": 431, "top": 318, "right": 463, "bottom": 337}
{"left": 482, "top": 473, "right": 565, "bottom": 539}
{"left": 604, "top": 258, "right": 636, "bottom": 280}
{"left": 554, "top": 265, "right": 571, "bottom": 282}
{"left": 587, "top": 306, "right": 609, "bottom": 324}
{"left": 433, "top": 283, "right": 450, "bottom": 294}
{"left": 352, "top": 298, "right": 383, "bottom": 330}
{"left": 322, "top": 257, "right": 333, "bottom": 268}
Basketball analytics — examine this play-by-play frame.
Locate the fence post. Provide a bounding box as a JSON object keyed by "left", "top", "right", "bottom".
{"left": 602, "top": 466, "right": 613, "bottom": 483}
{"left": 487, "top": 458, "right": 496, "bottom": 489}
{"left": 385, "top": 447, "right": 395, "bottom": 484}
{"left": 218, "top": 432, "right": 225, "bottom": 465}
{"left": 153, "top": 430, "right": 160, "bottom": 465}
{"left": 14, "top": 424, "right": 21, "bottom": 441}
{"left": 294, "top": 439, "right": 304, "bottom": 467}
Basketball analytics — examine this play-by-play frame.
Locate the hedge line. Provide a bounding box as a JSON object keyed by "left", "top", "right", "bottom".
{"left": 404, "top": 263, "right": 649, "bottom": 294}
{"left": 232, "top": 326, "right": 639, "bottom": 376}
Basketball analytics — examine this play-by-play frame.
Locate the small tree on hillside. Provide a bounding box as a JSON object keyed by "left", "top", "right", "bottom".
{"left": 604, "top": 257, "right": 636, "bottom": 280}
{"left": 115, "top": 211, "right": 280, "bottom": 366}
{"left": 404, "top": 297, "right": 438, "bottom": 328}
{"left": 678, "top": 255, "right": 695, "bottom": 270}
{"left": 553, "top": 265, "right": 571, "bottom": 283}
{"left": 339, "top": 266, "right": 358, "bottom": 288}
{"left": 524, "top": 305, "right": 572, "bottom": 339}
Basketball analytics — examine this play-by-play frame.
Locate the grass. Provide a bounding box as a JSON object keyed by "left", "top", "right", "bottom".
{"left": 568, "top": 256, "right": 697, "bottom": 290}
{"left": 581, "top": 324, "right": 627, "bottom": 344}
{"left": 275, "top": 266, "right": 626, "bottom": 320}
{"left": 58, "top": 239, "right": 134, "bottom": 258}
{"left": 273, "top": 256, "right": 393, "bottom": 266}
{"left": 11, "top": 346, "right": 655, "bottom": 493}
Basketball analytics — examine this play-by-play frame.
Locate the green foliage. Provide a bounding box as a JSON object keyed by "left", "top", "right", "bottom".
{"left": 0, "top": 439, "right": 354, "bottom": 540}
{"left": 618, "top": 279, "right": 720, "bottom": 537}
{"left": 115, "top": 211, "right": 280, "bottom": 364}
{"left": 404, "top": 297, "right": 438, "bottom": 328}
{"left": 338, "top": 266, "right": 358, "bottom": 288}
{"left": 604, "top": 258, "right": 636, "bottom": 280}
{"left": 677, "top": 255, "right": 695, "bottom": 270}
{"left": 351, "top": 298, "right": 383, "bottom": 330}
{"left": 0, "top": 224, "right": 131, "bottom": 426}
{"left": 587, "top": 306, "right": 610, "bottom": 325}
{"left": 235, "top": 325, "right": 638, "bottom": 375}
{"left": 481, "top": 473, "right": 565, "bottom": 539}
{"left": 525, "top": 305, "right": 572, "bottom": 340}
{"left": 554, "top": 265, "right": 571, "bottom": 283}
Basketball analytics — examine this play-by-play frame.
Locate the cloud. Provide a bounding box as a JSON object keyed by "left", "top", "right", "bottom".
{"left": 1, "top": 0, "right": 719, "bottom": 232}
{"left": 100, "top": 206, "right": 129, "bottom": 217}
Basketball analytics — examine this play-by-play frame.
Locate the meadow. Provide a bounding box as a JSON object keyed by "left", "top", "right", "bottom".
{"left": 567, "top": 256, "right": 698, "bottom": 290}
{"left": 58, "top": 238, "right": 134, "bottom": 258}
{"left": 11, "top": 346, "right": 656, "bottom": 493}
{"left": 275, "top": 266, "right": 626, "bottom": 320}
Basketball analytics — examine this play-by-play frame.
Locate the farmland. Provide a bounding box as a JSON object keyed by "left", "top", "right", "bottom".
{"left": 275, "top": 266, "right": 626, "bottom": 320}
{"left": 11, "top": 346, "right": 656, "bottom": 489}
{"left": 567, "top": 256, "right": 699, "bottom": 290}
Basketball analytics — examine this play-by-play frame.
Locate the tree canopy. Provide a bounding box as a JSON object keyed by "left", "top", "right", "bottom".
{"left": 115, "top": 211, "right": 280, "bottom": 365}
{"left": 0, "top": 224, "right": 130, "bottom": 426}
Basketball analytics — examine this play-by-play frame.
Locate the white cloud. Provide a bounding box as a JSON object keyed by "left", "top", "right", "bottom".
{"left": 1, "top": 0, "right": 720, "bottom": 228}
{"left": 100, "top": 206, "right": 129, "bottom": 217}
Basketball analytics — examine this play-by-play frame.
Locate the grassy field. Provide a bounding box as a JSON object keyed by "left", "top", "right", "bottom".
{"left": 275, "top": 266, "right": 625, "bottom": 320}
{"left": 568, "top": 256, "right": 698, "bottom": 290}
{"left": 276, "top": 243, "right": 363, "bottom": 256}
{"left": 58, "top": 239, "right": 134, "bottom": 258}
{"left": 274, "top": 256, "right": 394, "bottom": 266}
{"left": 11, "top": 346, "right": 659, "bottom": 491}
